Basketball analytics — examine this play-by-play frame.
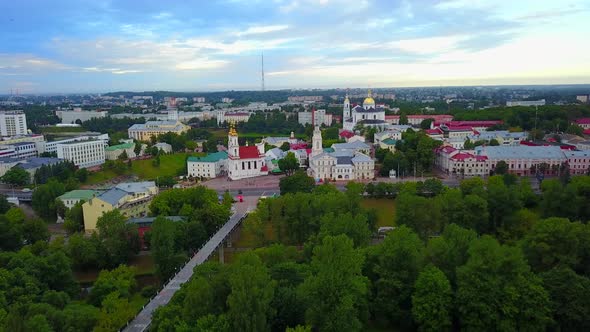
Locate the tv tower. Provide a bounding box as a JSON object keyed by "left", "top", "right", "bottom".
{"left": 261, "top": 53, "right": 265, "bottom": 91}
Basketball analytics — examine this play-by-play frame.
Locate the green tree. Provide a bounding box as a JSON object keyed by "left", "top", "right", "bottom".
{"left": 412, "top": 266, "right": 452, "bottom": 332}
{"left": 94, "top": 292, "right": 136, "bottom": 332}
{"left": 279, "top": 170, "right": 314, "bottom": 195}
{"left": 134, "top": 142, "right": 142, "bottom": 156}
{"left": 23, "top": 218, "right": 50, "bottom": 244}
{"left": 370, "top": 226, "right": 424, "bottom": 328}
{"left": 32, "top": 179, "right": 66, "bottom": 220}
{"left": 151, "top": 217, "right": 187, "bottom": 280}
{"left": 89, "top": 265, "right": 137, "bottom": 306}
{"left": 95, "top": 210, "right": 140, "bottom": 268}
{"left": 278, "top": 152, "right": 300, "bottom": 176}
{"left": 62, "top": 303, "right": 100, "bottom": 332}
{"left": 300, "top": 235, "right": 368, "bottom": 332}
{"left": 419, "top": 118, "right": 433, "bottom": 129}
{"left": 494, "top": 160, "right": 509, "bottom": 175}
{"left": 63, "top": 201, "right": 85, "bottom": 234}
{"left": 279, "top": 142, "right": 291, "bottom": 151}
{"left": 489, "top": 138, "right": 500, "bottom": 146}
{"left": 540, "top": 267, "right": 590, "bottom": 331}
{"left": 227, "top": 252, "right": 276, "bottom": 332}
{"left": 318, "top": 212, "right": 371, "bottom": 248}
{"left": 74, "top": 168, "right": 88, "bottom": 182}
{"left": 399, "top": 112, "right": 408, "bottom": 125}
{"left": 395, "top": 192, "right": 441, "bottom": 240}
{"left": 456, "top": 236, "right": 551, "bottom": 331}
{"left": 426, "top": 224, "right": 477, "bottom": 285}
{"left": 1, "top": 167, "right": 30, "bottom": 186}
{"left": 0, "top": 194, "right": 11, "bottom": 214}
{"left": 118, "top": 150, "right": 128, "bottom": 160}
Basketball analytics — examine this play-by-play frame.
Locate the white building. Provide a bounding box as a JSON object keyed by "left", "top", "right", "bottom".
{"left": 309, "top": 126, "right": 374, "bottom": 181}
{"left": 0, "top": 111, "right": 28, "bottom": 136}
{"left": 56, "top": 139, "right": 106, "bottom": 168}
{"left": 193, "top": 97, "right": 206, "bottom": 103}
{"left": 105, "top": 142, "right": 137, "bottom": 160}
{"left": 227, "top": 125, "right": 267, "bottom": 180}
{"left": 153, "top": 142, "right": 173, "bottom": 154}
{"left": 374, "top": 130, "right": 402, "bottom": 145}
{"left": 343, "top": 90, "right": 386, "bottom": 131}
{"left": 187, "top": 151, "right": 228, "bottom": 178}
{"left": 263, "top": 132, "right": 299, "bottom": 147}
{"left": 565, "top": 150, "right": 590, "bottom": 175}
{"left": 56, "top": 109, "right": 107, "bottom": 124}
{"left": 216, "top": 111, "right": 251, "bottom": 126}
{"left": 43, "top": 133, "right": 109, "bottom": 154}
{"left": 128, "top": 121, "right": 190, "bottom": 141}
{"left": 298, "top": 109, "right": 333, "bottom": 127}
{"left": 506, "top": 99, "right": 546, "bottom": 107}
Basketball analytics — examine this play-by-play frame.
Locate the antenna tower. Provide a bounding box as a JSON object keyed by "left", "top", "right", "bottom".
{"left": 261, "top": 53, "right": 265, "bottom": 91}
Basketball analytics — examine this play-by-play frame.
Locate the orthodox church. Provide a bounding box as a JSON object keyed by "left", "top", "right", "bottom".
{"left": 227, "top": 124, "right": 268, "bottom": 180}
{"left": 309, "top": 125, "right": 375, "bottom": 181}
{"left": 343, "top": 89, "right": 387, "bottom": 131}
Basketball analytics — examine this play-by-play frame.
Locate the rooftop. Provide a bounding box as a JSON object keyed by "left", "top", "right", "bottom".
{"left": 382, "top": 138, "right": 398, "bottom": 145}
{"left": 58, "top": 189, "right": 102, "bottom": 201}
{"left": 188, "top": 151, "right": 228, "bottom": 163}
{"left": 105, "top": 142, "right": 134, "bottom": 151}
{"left": 115, "top": 181, "right": 156, "bottom": 193}
{"left": 476, "top": 145, "right": 566, "bottom": 160}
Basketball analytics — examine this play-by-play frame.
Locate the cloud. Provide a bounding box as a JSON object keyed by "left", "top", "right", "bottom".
{"left": 175, "top": 58, "right": 229, "bottom": 70}
{"left": 236, "top": 25, "right": 289, "bottom": 36}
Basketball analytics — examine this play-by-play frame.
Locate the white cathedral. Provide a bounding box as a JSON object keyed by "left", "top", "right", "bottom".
{"left": 343, "top": 90, "right": 387, "bottom": 131}
{"left": 227, "top": 124, "right": 268, "bottom": 180}
{"left": 309, "top": 126, "right": 375, "bottom": 181}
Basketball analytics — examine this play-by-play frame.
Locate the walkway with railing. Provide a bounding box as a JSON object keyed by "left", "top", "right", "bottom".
{"left": 122, "top": 207, "right": 250, "bottom": 332}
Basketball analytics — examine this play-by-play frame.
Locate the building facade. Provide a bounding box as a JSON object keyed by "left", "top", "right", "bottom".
{"left": 56, "top": 110, "right": 108, "bottom": 124}
{"left": 56, "top": 139, "right": 106, "bottom": 168}
{"left": 128, "top": 121, "right": 190, "bottom": 141}
{"left": 343, "top": 90, "right": 386, "bottom": 131}
{"left": 57, "top": 189, "right": 102, "bottom": 209}
{"left": 187, "top": 151, "right": 228, "bottom": 178}
{"left": 0, "top": 111, "right": 27, "bottom": 136}
{"left": 227, "top": 125, "right": 267, "bottom": 180}
{"left": 105, "top": 142, "right": 137, "bottom": 160}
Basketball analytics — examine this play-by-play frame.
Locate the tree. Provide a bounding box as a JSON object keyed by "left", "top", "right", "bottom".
{"left": 419, "top": 118, "right": 433, "bottom": 129}
{"left": 75, "top": 168, "right": 88, "bottom": 182}
{"left": 426, "top": 224, "right": 477, "bottom": 285}
{"left": 395, "top": 192, "right": 441, "bottom": 240}
{"left": 227, "top": 252, "right": 276, "bottom": 332}
{"left": 134, "top": 142, "right": 142, "bottom": 156}
{"left": 370, "top": 226, "right": 424, "bottom": 328}
{"left": 95, "top": 210, "right": 140, "bottom": 268}
{"left": 540, "top": 267, "right": 590, "bottom": 331}
{"left": 0, "top": 194, "right": 11, "bottom": 214}
{"left": 456, "top": 236, "right": 551, "bottom": 331}
{"left": 279, "top": 170, "right": 314, "bottom": 195}
{"left": 412, "top": 266, "right": 452, "bottom": 332}
{"left": 151, "top": 217, "right": 186, "bottom": 280}
{"left": 279, "top": 142, "right": 291, "bottom": 151}
{"left": 494, "top": 160, "right": 508, "bottom": 175}
{"left": 89, "top": 265, "right": 137, "bottom": 306}
{"left": 118, "top": 150, "right": 128, "bottom": 160}
{"left": 32, "top": 179, "right": 66, "bottom": 220}
{"left": 23, "top": 218, "right": 50, "bottom": 244}
{"left": 399, "top": 112, "right": 408, "bottom": 125}
{"left": 94, "top": 291, "right": 136, "bottom": 332}
{"left": 489, "top": 138, "right": 500, "bottom": 146}
{"left": 278, "top": 152, "right": 300, "bottom": 176}
{"left": 62, "top": 304, "right": 100, "bottom": 332}
{"left": 318, "top": 212, "right": 371, "bottom": 248}
{"left": 300, "top": 235, "right": 368, "bottom": 332}
{"left": 1, "top": 167, "right": 29, "bottom": 186}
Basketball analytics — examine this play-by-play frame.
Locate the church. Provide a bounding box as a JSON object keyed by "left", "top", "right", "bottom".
{"left": 309, "top": 126, "right": 375, "bottom": 181}
{"left": 343, "top": 90, "right": 387, "bottom": 131}
{"left": 227, "top": 124, "right": 268, "bottom": 180}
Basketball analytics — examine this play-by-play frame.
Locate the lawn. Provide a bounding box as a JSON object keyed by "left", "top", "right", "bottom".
{"left": 361, "top": 198, "right": 396, "bottom": 228}
{"left": 85, "top": 152, "right": 205, "bottom": 185}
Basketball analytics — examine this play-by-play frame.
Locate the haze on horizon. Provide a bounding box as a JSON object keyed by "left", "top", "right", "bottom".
{"left": 1, "top": 0, "right": 589, "bottom": 94}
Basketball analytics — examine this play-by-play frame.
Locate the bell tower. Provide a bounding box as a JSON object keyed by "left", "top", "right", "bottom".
{"left": 343, "top": 94, "right": 350, "bottom": 119}
{"left": 311, "top": 125, "right": 323, "bottom": 157}
{"left": 228, "top": 122, "right": 239, "bottom": 158}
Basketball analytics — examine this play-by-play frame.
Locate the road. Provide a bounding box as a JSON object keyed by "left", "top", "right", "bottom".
{"left": 122, "top": 198, "right": 256, "bottom": 332}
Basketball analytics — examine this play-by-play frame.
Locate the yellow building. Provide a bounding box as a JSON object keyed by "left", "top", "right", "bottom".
{"left": 127, "top": 120, "right": 190, "bottom": 141}
{"left": 82, "top": 181, "right": 158, "bottom": 233}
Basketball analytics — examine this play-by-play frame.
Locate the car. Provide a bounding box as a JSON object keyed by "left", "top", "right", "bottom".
{"left": 21, "top": 188, "right": 31, "bottom": 192}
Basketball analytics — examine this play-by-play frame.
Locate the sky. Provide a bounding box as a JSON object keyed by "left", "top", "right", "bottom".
{"left": 1, "top": 0, "right": 590, "bottom": 93}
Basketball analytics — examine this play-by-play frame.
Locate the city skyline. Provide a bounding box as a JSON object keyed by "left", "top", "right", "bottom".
{"left": 1, "top": 0, "right": 590, "bottom": 93}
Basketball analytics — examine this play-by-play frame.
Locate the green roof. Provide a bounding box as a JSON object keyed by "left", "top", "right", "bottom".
{"left": 105, "top": 142, "right": 134, "bottom": 151}
{"left": 58, "top": 189, "right": 101, "bottom": 201}
{"left": 188, "top": 151, "right": 228, "bottom": 163}
{"left": 382, "top": 138, "right": 398, "bottom": 145}
{"left": 323, "top": 147, "right": 335, "bottom": 153}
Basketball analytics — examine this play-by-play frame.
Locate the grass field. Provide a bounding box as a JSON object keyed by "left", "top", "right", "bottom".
{"left": 361, "top": 198, "right": 396, "bottom": 228}
{"left": 85, "top": 152, "right": 205, "bottom": 185}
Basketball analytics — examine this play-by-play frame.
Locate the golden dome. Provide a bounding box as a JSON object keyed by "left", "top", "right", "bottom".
{"left": 228, "top": 122, "right": 238, "bottom": 136}
{"left": 363, "top": 97, "right": 375, "bottom": 105}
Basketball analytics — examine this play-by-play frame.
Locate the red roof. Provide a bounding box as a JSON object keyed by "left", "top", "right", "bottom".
{"left": 436, "top": 146, "right": 457, "bottom": 154}
{"left": 560, "top": 145, "right": 576, "bottom": 150}
{"left": 385, "top": 115, "right": 400, "bottom": 120}
{"left": 520, "top": 141, "right": 540, "bottom": 146}
{"left": 305, "top": 148, "right": 312, "bottom": 155}
{"left": 261, "top": 165, "right": 268, "bottom": 172}
{"left": 425, "top": 128, "right": 443, "bottom": 135}
{"left": 339, "top": 130, "right": 355, "bottom": 138}
{"left": 451, "top": 152, "right": 474, "bottom": 161}
{"left": 584, "top": 129, "right": 590, "bottom": 135}
{"left": 239, "top": 146, "right": 261, "bottom": 159}
{"left": 445, "top": 125, "right": 474, "bottom": 132}
{"left": 290, "top": 143, "right": 308, "bottom": 150}
{"left": 575, "top": 118, "right": 590, "bottom": 125}
{"left": 436, "top": 120, "right": 502, "bottom": 127}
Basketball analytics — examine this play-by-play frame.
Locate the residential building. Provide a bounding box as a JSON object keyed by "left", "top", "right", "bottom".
{"left": 187, "top": 151, "right": 228, "bottom": 178}
{"left": 57, "top": 189, "right": 103, "bottom": 209}
{"left": 506, "top": 99, "right": 546, "bottom": 107}
{"left": 576, "top": 95, "right": 589, "bottom": 104}
{"left": 227, "top": 125, "right": 267, "bottom": 180}
{"left": 128, "top": 120, "right": 190, "bottom": 141}
{"left": 564, "top": 150, "right": 590, "bottom": 175}
{"left": 298, "top": 109, "right": 333, "bottom": 127}
{"left": 374, "top": 130, "right": 403, "bottom": 144}
{"left": 288, "top": 96, "right": 323, "bottom": 102}
{"left": 193, "top": 97, "right": 206, "bottom": 103}
{"left": 574, "top": 118, "right": 590, "bottom": 130}
{"left": 105, "top": 142, "right": 136, "bottom": 160}
{"left": 475, "top": 145, "right": 566, "bottom": 176}
{"left": 467, "top": 130, "right": 528, "bottom": 146}
{"left": 82, "top": 181, "right": 158, "bottom": 233}
{"left": 309, "top": 126, "right": 374, "bottom": 181}
{"left": 0, "top": 111, "right": 28, "bottom": 136}
{"left": 56, "top": 109, "right": 107, "bottom": 124}
{"left": 379, "top": 138, "right": 398, "bottom": 152}
{"left": 56, "top": 139, "right": 106, "bottom": 168}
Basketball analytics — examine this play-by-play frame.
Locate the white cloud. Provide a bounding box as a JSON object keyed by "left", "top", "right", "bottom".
{"left": 175, "top": 58, "right": 229, "bottom": 70}
{"left": 386, "top": 35, "right": 468, "bottom": 54}
{"left": 236, "top": 25, "right": 289, "bottom": 36}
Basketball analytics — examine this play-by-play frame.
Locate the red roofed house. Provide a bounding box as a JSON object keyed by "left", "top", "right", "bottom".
{"left": 339, "top": 130, "right": 355, "bottom": 139}
{"left": 575, "top": 118, "right": 590, "bottom": 129}
{"left": 227, "top": 124, "right": 268, "bottom": 180}
{"left": 434, "top": 145, "right": 489, "bottom": 176}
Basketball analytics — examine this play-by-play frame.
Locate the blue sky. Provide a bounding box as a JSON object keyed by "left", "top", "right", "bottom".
{"left": 1, "top": 0, "right": 589, "bottom": 93}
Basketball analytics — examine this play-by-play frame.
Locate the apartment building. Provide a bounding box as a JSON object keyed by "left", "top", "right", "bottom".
{"left": 0, "top": 111, "right": 28, "bottom": 136}
{"left": 56, "top": 139, "right": 106, "bottom": 168}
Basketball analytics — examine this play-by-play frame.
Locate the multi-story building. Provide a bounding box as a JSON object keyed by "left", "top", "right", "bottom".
{"left": 467, "top": 130, "right": 528, "bottom": 146}
{"left": 56, "top": 109, "right": 107, "bottom": 124}
{"left": 0, "top": 111, "right": 28, "bottom": 136}
{"left": 82, "top": 181, "right": 158, "bottom": 233}
{"left": 57, "top": 189, "right": 103, "bottom": 209}
{"left": 288, "top": 96, "right": 323, "bottom": 102}
{"left": 0, "top": 134, "right": 44, "bottom": 147}
{"left": 506, "top": 99, "right": 546, "bottom": 107}
{"left": 298, "top": 109, "right": 333, "bottom": 127}
{"left": 42, "top": 133, "right": 109, "bottom": 154}
{"left": 0, "top": 156, "right": 62, "bottom": 177}
{"left": 564, "top": 150, "right": 590, "bottom": 175}
{"left": 187, "top": 151, "right": 228, "bottom": 178}
{"left": 374, "top": 129, "right": 403, "bottom": 144}
{"left": 193, "top": 97, "right": 206, "bottom": 103}
{"left": 576, "top": 95, "right": 589, "bottom": 104}
{"left": 216, "top": 111, "right": 251, "bottom": 126}
{"left": 56, "top": 139, "right": 106, "bottom": 168}
{"left": 127, "top": 120, "right": 190, "bottom": 141}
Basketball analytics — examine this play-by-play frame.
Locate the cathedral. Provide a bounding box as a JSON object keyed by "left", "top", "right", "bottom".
{"left": 227, "top": 124, "right": 268, "bottom": 180}
{"left": 343, "top": 89, "right": 387, "bottom": 131}
{"left": 309, "top": 125, "right": 375, "bottom": 181}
